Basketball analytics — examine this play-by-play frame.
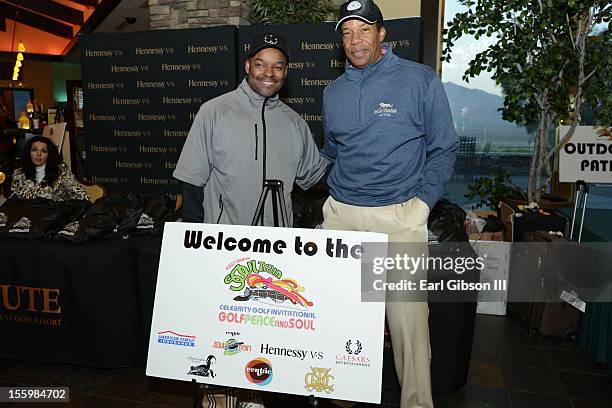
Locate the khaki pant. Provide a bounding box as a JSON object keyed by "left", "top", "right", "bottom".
{"left": 322, "top": 196, "right": 434, "bottom": 408}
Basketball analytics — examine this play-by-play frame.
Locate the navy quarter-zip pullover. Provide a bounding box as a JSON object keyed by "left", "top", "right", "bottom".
{"left": 320, "top": 46, "right": 459, "bottom": 209}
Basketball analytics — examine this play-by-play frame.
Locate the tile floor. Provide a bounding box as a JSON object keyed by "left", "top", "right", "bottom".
{"left": 0, "top": 313, "right": 610, "bottom": 408}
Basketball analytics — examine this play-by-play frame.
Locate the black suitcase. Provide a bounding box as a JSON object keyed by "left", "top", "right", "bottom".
{"left": 508, "top": 230, "right": 581, "bottom": 339}
{"left": 500, "top": 199, "right": 570, "bottom": 242}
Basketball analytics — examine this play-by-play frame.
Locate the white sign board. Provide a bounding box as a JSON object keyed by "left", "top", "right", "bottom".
{"left": 559, "top": 125, "right": 612, "bottom": 183}
{"left": 147, "top": 223, "right": 387, "bottom": 404}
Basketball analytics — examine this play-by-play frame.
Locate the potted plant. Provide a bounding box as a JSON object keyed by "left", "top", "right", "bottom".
{"left": 249, "top": 0, "right": 335, "bottom": 24}
{"left": 465, "top": 170, "right": 524, "bottom": 212}
{"left": 443, "top": 0, "right": 611, "bottom": 203}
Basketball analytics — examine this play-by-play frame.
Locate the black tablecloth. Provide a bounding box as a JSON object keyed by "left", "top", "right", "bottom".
{"left": 0, "top": 236, "right": 476, "bottom": 394}
{"left": 0, "top": 236, "right": 161, "bottom": 368}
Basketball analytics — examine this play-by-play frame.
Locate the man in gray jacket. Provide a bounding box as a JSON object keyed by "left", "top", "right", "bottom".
{"left": 174, "top": 33, "right": 328, "bottom": 225}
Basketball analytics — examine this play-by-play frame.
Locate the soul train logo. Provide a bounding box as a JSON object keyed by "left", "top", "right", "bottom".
{"left": 212, "top": 338, "right": 252, "bottom": 355}
{"left": 224, "top": 260, "right": 313, "bottom": 309}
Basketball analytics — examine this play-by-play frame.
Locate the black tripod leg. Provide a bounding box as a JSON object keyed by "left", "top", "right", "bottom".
{"left": 277, "top": 185, "right": 288, "bottom": 227}
{"left": 251, "top": 187, "right": 270, "bottom": 226}
{"left": 271, "top": 187, "right": 280, "bottom": 227}
{"left": 193, "top": 383, "right": 205, "bottom": 408}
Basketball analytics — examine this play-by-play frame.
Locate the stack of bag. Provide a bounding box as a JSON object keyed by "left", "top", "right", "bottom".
{"left": 0, "top": 193, "right": 178, "bottom": 242}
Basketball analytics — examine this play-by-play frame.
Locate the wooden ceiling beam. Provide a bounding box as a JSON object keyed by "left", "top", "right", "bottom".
{"left": 2, "top": 0, "right": 84, "bottom": 25}
{"left": 0, "top": 3, "right": 73, "bottom": 39}
{"left": 65, "top": 0, "right": 98, "bottom": 7}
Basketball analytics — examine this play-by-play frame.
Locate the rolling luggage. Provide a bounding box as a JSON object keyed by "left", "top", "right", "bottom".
{"left": 499, "top": 199, "right": 569, "bottom": 242}
{"left": 508, "top": 230, "right": 581, "bottom": 339}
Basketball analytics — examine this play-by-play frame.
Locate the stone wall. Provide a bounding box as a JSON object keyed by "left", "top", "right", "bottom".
{"left": 148, "top": 0, "right": 347, "bottom": 30}
{"left": 148, "top": 0, "right": 250, "bottom": 29}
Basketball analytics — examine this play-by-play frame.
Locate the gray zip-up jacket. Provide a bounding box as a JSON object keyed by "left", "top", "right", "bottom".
{"left": 173, "top": 79, "right": 328, "bottom": 226}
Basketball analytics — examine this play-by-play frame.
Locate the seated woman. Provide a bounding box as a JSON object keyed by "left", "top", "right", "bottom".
{"left": 10, "top": 136, "right": 89, "bottom": 201}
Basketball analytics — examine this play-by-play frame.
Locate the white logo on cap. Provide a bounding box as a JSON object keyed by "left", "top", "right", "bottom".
{"left": 264, "top": 34, "right": 278, "bottom": 45}
{"left": 347, "top": 1, "right": 362, "bottom": 11}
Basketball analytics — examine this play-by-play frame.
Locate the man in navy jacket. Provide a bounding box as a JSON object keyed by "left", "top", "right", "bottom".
{"left": 321, "top": 1, "right": 459, "bottom": 407}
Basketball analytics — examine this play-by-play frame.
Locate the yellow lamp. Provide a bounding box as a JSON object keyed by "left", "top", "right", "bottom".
{"left": 0, "top": 171, "right": 6, "bottom": 185}
{"left": 12, "top": 74, "right": 18, "bottom": 81}
{"left": 13, "top": 66, "right": 19, "bottom": 73}
{"left": 18, "top": 112, "right": 30, "bottom": 129}
{"left": 17, "top": 42, "right": 25, "bottom": 52}
{"left": 17, "top": 53, "right": 23, "bottom": 61}
{"left": 16, "top": 60, "right": 21, "bottom": 68}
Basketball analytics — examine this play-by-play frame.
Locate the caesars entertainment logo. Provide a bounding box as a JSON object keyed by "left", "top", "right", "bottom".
{"left": 245, "top": 358, "right": 273, "bottom": 386}
{"left": 336, "top": 339, "right": 371, "bottom": 368}
{"left": 0, "top": 284, "right": 63, "bottom": 327}
{"left": 304, "top": 367, "right": 335, "bottom": 394}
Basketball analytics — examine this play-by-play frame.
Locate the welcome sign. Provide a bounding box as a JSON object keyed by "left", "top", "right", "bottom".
{"left": 146, "top": 223, "right": 387, "bottom": 404}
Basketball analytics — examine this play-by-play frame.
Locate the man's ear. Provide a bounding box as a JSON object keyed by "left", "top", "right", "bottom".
{"left": 245, "top": 58, "right": 251, "bottom": 74}
{"left": 378, "top": 26, "right": 386, "bottom": 43}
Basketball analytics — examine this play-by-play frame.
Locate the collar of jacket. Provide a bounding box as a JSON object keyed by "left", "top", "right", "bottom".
{"left": 237, "top": 78, "right": 280, "bottom": 110}
{"left": 344, "top": 44, "right": 396, "bottom": 81}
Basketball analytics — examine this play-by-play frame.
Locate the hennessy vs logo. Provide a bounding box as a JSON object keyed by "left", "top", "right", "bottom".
{"left": 304, "top": 367, "right": 335, "bottom": 394}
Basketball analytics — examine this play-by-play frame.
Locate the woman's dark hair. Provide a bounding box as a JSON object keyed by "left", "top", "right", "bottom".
{"left": 22, "top": 136, "right": 61, "bottom": 184}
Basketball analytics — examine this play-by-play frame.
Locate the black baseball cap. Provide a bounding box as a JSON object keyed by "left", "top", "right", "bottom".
{"left": 248, "top": 32, "right": 290, "bottom": 62}
{"left": 335, "top": 0, "right": 384, "bottom": 31}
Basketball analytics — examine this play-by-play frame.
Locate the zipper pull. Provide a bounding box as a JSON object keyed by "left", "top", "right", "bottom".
{"left": 254, "top": 124, "right": 258, "bottom": 160}
{"left": 216, "top": 194, "right": 224, "bottom": 224}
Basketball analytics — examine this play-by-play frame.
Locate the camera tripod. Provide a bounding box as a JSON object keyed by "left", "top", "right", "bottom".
{"left": 251, "top": 179, "right": 288, "bottom": 227}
